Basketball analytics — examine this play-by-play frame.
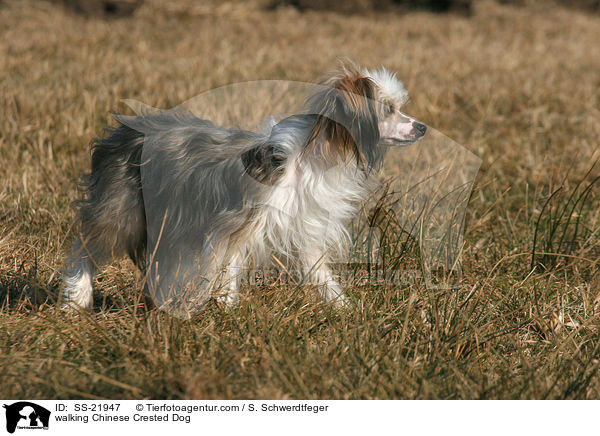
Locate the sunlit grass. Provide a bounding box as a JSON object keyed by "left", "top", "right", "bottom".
{"left": 1, "top": 0, "right": 599, "bottom": 399}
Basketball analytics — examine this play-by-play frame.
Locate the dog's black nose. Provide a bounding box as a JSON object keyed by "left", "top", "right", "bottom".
{"left": 413, "top": 122, "right": 427, "bottom": 136}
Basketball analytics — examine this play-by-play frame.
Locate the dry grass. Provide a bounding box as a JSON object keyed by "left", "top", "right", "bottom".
{"left": 1, "top": 0, "right": 600, "bottom": 399}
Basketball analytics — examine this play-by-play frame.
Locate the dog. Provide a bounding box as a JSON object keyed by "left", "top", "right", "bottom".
{"left": 61, "top": 63, "right": 427, "bottom": 311}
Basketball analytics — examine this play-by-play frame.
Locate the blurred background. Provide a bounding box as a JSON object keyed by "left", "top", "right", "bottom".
{"left": 1, "top": 0, "right": 600, "bottom": 399}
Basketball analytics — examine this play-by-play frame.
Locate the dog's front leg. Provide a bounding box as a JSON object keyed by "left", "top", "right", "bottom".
{"left": 302, "top": 251, "right": 348, "bottom": 306}
{"left": 215, "top": 254, "right": 243, "bottom": 306}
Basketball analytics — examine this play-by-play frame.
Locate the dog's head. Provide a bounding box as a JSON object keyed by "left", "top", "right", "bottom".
{"left": 303, "top": 63, "right": 426, "bottom": 168}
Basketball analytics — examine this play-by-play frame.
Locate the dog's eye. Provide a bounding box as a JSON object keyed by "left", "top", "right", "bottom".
{"left": 384, "top": 103, "right": 395, "bottom": 116}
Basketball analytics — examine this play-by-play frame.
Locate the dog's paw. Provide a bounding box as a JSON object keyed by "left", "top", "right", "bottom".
{"left": 322, "top": 281, "right": 350, "bottom": 308}
{"left": 60, "top": 291, "right": 93, "bottom": 311}
{"left": 61, "top": 271, "right": 94, "bottom": 310}
{"left": 60, "top": 298, "right": 92, "bottom": 311}
{"left": 214, "top": 289, "right": 240, "bottom": 307}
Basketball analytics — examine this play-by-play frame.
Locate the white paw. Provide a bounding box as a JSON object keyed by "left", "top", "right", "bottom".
{"left": 322, "top": 280, "right": 349, "bottom": 307}
{"left": 216, "top": 262, "right": 242, "bottom": 307}
{"left": 215, "top": 276, "right": 240, "bottom": 307}
{"left": 61, "top": 271, "right": 94, "bottom": 310}
{"left": 215, "top": 290, "right": 240, "bottom": 307}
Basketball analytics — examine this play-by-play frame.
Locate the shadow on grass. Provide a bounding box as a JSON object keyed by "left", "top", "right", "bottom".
{"left": 0, "top": 266, "right": 155, "bottom": 314}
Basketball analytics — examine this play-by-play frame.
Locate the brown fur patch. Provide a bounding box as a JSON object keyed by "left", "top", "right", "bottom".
{"left": 304, "top": 67, "right": 379, "bottom": 167}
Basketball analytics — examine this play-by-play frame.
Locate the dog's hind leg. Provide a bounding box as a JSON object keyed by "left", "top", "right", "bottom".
{"left": 61, "top": 190, "right": 146, "bottom": 309}
{"left": 61, "top": 199, "right": 146, "bottom": 309}
{"left": 61, "top": 123, "right": 146, "bottom": 310}
{"left": 61, "top": 238, "right": 102, "bottom": 309}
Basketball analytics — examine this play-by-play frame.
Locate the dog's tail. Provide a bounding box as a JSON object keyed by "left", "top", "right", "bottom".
{"left": 76, "top": 120, "right": 147, "bottom": 270}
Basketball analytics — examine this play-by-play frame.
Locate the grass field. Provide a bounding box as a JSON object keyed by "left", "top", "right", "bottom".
{"left": 1, "top": 0, "right": 600, "bottom": 399}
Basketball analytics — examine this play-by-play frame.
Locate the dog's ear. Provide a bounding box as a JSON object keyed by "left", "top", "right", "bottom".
{"left": 241, "top": 142, "right": 285, "bottom": 185}
{"left": 304, "top": 71, "right": 380, "bottom": 167}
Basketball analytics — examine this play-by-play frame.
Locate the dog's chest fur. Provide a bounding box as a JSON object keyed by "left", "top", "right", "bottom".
{"left": 239, "top": 153, "right": 371, "bottom": 265}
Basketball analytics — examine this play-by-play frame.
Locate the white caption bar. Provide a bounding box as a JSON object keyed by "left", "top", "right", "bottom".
{"left": 0, "top": 400, "right": 597, "bottom": 435}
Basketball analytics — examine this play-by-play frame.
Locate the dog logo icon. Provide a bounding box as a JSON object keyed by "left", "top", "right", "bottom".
{"left": 3, "top": 402, "right": 50, "bottom": 433}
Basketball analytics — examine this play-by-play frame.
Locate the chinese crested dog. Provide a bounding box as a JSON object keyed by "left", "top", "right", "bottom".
{"left": 61, "top": 63, "right": 426, "bottom": 310}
